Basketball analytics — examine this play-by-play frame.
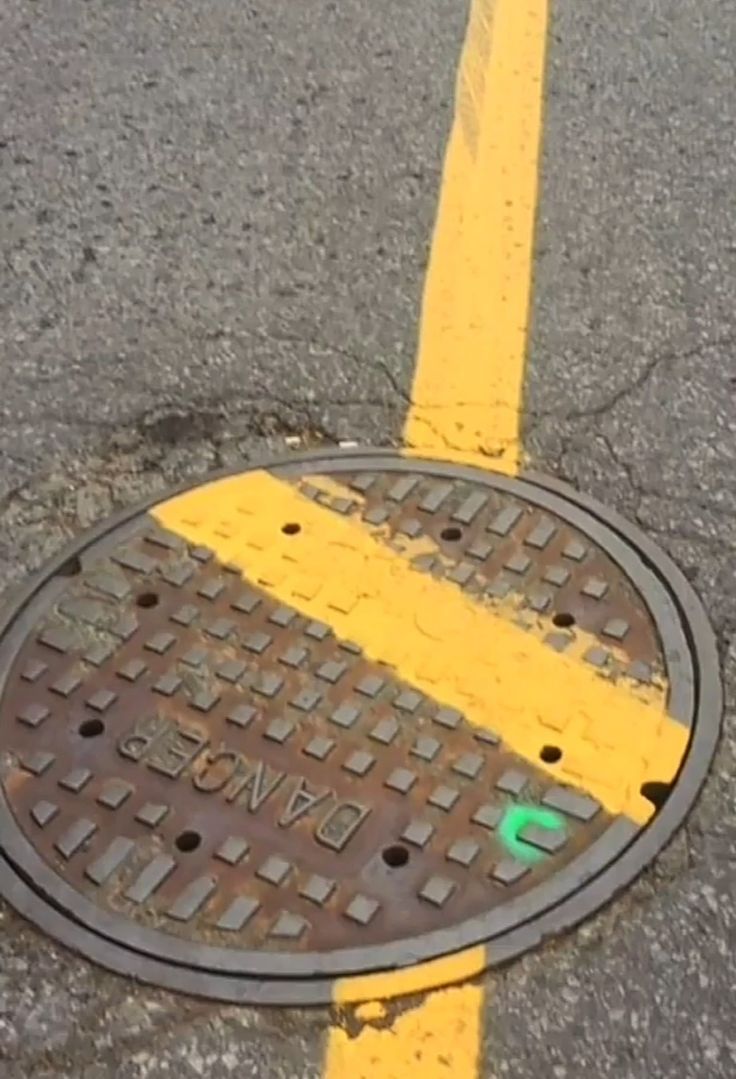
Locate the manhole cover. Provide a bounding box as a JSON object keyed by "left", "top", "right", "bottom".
{"left": 0, "top": 452, "right": 720, "bottom": 1003}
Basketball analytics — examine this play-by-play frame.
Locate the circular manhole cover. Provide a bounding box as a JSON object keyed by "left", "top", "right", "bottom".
{"left": 0, "top": 452, "right": 721, "bottom": 1003}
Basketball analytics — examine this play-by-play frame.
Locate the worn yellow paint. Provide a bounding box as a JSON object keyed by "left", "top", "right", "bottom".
{"left": 404, "top": 0, "right": 549, "bottom": 474}
{"left": 326, "top": 984, "right": 484, "bottom": 1079}
{"left": 333, "top": 947, "right": 487, "bottom": 1005}
{"left": 298, "top": 476, "right": 666, "bottom": 701}
{"left": 301, "top": 475, "right": 447, "bottom": 564}
{"left": 152, "top": 470, "right": 689, "bottom": 824}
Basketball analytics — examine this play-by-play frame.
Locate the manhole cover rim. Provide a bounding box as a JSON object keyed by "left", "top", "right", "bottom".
{"left": 0, "top": 452, "right": 722, "bottom": 1000}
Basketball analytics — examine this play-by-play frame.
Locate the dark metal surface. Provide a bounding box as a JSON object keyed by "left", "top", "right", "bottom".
{"left": 0, "top": 451, "right": 721, "bottom": 1004}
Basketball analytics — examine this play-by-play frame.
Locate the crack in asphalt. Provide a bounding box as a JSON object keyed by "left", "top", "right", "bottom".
{"left": 531, "top": 335, "right": 736, "bottom": 424}
{"left": 595, "top": 432, "right": 735, "bottom": 539}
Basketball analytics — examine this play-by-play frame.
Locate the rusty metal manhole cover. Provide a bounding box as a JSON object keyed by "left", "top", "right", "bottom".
{"left": 0, "top": 452, "right": 721, "bottom": 1003}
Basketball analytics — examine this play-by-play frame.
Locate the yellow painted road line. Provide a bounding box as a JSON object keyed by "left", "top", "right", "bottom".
{"left": 328, "top": 950, "right": 486, "bottom": 1077}
{"left": 326, "top": 983, "right": 484, "bottom": 1079}
{"left": 386, "top": 0, "right": 552, "bottom": 1052}
{"left": 320, "top": 0, "right": 551, "bottom": 1050}
{"left": 392, "top": 0, "right": 550, "bottom": 1068}
{"left": 152, "top": 470, "right": 687, "bottom": 825}
{"left": 330, "top": 0, "right": 549, "bottom": 1066}
{"left": 404, "top": 0, "right": 549, "bottom": 474}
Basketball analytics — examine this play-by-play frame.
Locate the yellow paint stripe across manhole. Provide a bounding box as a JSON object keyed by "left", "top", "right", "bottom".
{"left": 153, "top": 468, "right": 687, "bottom": 824}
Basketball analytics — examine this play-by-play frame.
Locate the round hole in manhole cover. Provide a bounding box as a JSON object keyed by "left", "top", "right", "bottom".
{"left": 0, "top": 452, "right": 721, "bottom": 1004}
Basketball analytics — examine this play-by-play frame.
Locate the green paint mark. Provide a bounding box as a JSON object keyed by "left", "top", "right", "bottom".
{"left": 498, "top": 805, "right": 566, "bottom": 863}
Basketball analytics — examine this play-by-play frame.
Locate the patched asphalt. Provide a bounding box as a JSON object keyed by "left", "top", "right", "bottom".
{"left": 1, "top": 0, "right": 735, "bottom": 1077}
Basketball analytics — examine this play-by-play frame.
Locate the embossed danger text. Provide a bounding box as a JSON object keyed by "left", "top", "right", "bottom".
{"left": 117, "top": 716, "right": 369, "bottom": 852}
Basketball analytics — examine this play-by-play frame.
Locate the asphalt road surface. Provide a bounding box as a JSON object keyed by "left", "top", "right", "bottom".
{"left": 1, "top": 1, "right": 734, "bottom": 1077}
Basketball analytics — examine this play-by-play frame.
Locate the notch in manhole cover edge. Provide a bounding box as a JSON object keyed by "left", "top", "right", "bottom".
{"left": 0, "top": 451, "right": 722, "bottom": 1004}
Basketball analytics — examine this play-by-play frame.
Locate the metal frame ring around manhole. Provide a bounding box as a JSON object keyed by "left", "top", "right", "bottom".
{"left": 0, "top": 451, "right": 722, "bottom": 1004}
